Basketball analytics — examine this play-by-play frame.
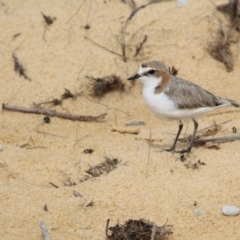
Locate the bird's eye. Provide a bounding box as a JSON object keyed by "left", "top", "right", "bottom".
{"left": 148, "top": 69, "right": 155, "bottom": 74}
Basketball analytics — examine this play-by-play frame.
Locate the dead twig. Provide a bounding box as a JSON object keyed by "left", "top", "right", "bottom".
{"left": 49, "top": 182, "right": 59, "bottom": 188}
{"left": 133, "top": 34, "right": 148, "bottom": 57}
{"left": 84, "top": 36, "right": 122, "bottom": 58}
{"left": 39, "top": 221, "right": 51, "bottom": 240}
{"left": 194, "top": 134, "right": 240, "bottom": 145}
{"left": 2, "top": 103, "right": 107, "bottom": 122}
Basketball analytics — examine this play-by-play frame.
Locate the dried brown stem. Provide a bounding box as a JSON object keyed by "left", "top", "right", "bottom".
{"left": 133, "top": 34, "right": 148, "bottom": 57}
{"left": 2, "top": 103, "right": 106, "bottom": 122}
{"left": 84, "top": 36, "right": 122, "bottom": 58}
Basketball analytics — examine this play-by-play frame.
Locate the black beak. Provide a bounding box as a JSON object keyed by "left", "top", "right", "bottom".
{"left": 127, "top": 73, "right": 141, "bottom": 81}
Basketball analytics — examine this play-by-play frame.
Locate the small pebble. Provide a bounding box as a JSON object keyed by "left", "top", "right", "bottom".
{"left": 0, "top": 144, "right": 3, "bottom": 151}
{"left": 177, "top": 0, "right": 189, "bottom": 7}
{"left": 193, "top": 208, "right": 203, "bottom": 216}
{"left": 222, "top": 206, "right": 240, "bottom": 216}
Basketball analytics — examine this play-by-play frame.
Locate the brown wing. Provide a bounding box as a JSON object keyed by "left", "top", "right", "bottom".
{"left": 164, "top": 76, "right": 228, "bottom": 109}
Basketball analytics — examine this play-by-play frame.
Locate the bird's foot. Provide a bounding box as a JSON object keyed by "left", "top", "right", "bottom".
{"left": 159, "top": 147, "right": 175, "bottom": 153}
{"left": 174, "top": 147, "right": 192, "bottom": 154}
{"left": 159, "top": 147, "right": 192, "bottom": 154}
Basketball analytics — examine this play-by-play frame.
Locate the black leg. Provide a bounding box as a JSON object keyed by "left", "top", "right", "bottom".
{"left": 176, "top": 118, "right": 198, "bottom": 153}
{"left": 163, "top": 120, "right": 183, "bottom": 152}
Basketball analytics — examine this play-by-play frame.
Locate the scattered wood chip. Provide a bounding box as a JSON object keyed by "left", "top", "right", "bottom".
{"left": 73, "top": 190, "right": 83, "bottom": 197}
{"left": 135, "top": 137, "right": 163, "bottom": 142}
{"left": 125, "top": 121, "right": 145, "bottom": 126}
{"left": 83, "top": 148, "right": 94, "bottom": 154}
{"left": 43, "top": 204, "right": 48, "bottom": 212}
{"left": 106, "top": 218, "right": 173, "bottom": 240}
{"left": 111, "top": 127, "right": 140, "bottom": 135}
{"left": 86, "top": 199, "right": 94, "bottom": 207}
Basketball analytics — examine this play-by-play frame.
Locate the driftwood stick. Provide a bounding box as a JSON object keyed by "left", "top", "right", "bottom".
{"left": 179, "top": 120, "right": 231, "bottom": 142}
{"left": 2, "top": 103, "right": 106, "bottom": 121}
{"left": 39, "top": 221, "right": 51, "bottom": 240}
{"left": 194, "top": 134, "right": 240, "bottom": 144}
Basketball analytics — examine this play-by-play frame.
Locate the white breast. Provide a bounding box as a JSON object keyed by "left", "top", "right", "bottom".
{"left": 142, "top": 87, "right": 217, "bottom": 120}
{"left": 142, "top": 88, "right": 177, "bottom": 120}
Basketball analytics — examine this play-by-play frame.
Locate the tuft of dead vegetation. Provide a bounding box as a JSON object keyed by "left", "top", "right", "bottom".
{"left": 208, "top": 22, "right": 234, "bottom": 71}
{"left": 106, "top": 218, "right": 173, "bottom": 240}
{"left": 168, "top": 66, "right": 178, "bottom": 76}
{"left": 78, "top": 155, "right": 126, "bottom": 183}
{"left": 86, "top": 75, "right": 125, "bottom": 96}
{"left": 86, "top": 1, "right": 170, "bottom": 62}
{"left": 85, "top": 156, "right": 120, "bottom": 177}
{"left": 208, "top": 0, "right": 240, "bottom": 71}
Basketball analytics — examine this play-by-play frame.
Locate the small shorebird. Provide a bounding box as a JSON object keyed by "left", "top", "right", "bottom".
{"left": 128, "top": 60, "right": 240, "bottom": 153}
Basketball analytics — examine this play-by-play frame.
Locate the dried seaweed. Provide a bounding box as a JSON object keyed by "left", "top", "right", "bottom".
{"left": 217, "top": 0, "right": 240, "bottom": 23}
{"left": 210, "top": 0, "right": 240, "bottom": 70}
{"left": 106, "top": 218, "right": 173, "bottom": 240}
{"left": 208, "top": 21, "right": 234, "bottom": 71}
{"left": 87, "top": 75, "right": 125, "bottom": 96}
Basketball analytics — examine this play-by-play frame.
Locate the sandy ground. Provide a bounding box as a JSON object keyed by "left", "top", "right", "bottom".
{"left": 1, "top": 0, "right": 240, "bottom": 239}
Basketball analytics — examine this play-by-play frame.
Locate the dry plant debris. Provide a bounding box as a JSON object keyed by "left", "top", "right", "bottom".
{"left": 184, "top": 121, "right": 240, "bottom": 148}
{"left": 85, "top": 156, "right": 120, "bottom": 177}
{"left": 2, "top": 103, "right": 106, "bottom": 122}
{"left": 208, "top": 0, "right": 240, "bottom": 71}
{"left": 203, "top": 141, "right": 220, "bottom": 150}
{"left": 111, "top": 127, "right": 140, "bottom": 135}
{"left": 168, "top": 66, "right": 178, "bottom": 76}
{"left": 125, "top": 121, "right": 145, "bottom": 126}
{"left": 12, "top": 52, "right": 31, "bottom": 81}
{"left": 208, "top": 22, "right": 234, "bottom": 71}
{"left": 61, "top": 88, "right": 76, "bottom": 99}
{"left": 178, "top": 154, "right": 206, "bottom": 170}
{"left": 106, "top": 218, "right": 173, "bottom": 240}
{"left": 41, "top": 11, "right": 56, "bottom": 25}
{"left": 86, "top": 1, "right": 169, "bottom": 62}
{"left": 35, "top": 88, "right": 79, "bottom": 107}
{"left": 83, "top": 148, "right": 94, "bottom": 154}
{"left": 87, "top": 75, "right": 125, "bottom": 96}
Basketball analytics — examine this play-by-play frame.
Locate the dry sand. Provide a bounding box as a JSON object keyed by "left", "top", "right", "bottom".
{"left": 1, "top": 0, "right": 240, "bottom": 239}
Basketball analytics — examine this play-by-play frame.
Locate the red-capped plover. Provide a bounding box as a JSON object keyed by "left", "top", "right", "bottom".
{"left": 128, "top": 60, "right": 239, "bottom": 153}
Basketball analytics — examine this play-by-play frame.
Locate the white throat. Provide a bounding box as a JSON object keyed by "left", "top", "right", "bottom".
{"left": 138, "top": 66, "right": 162, "bottom": 89}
